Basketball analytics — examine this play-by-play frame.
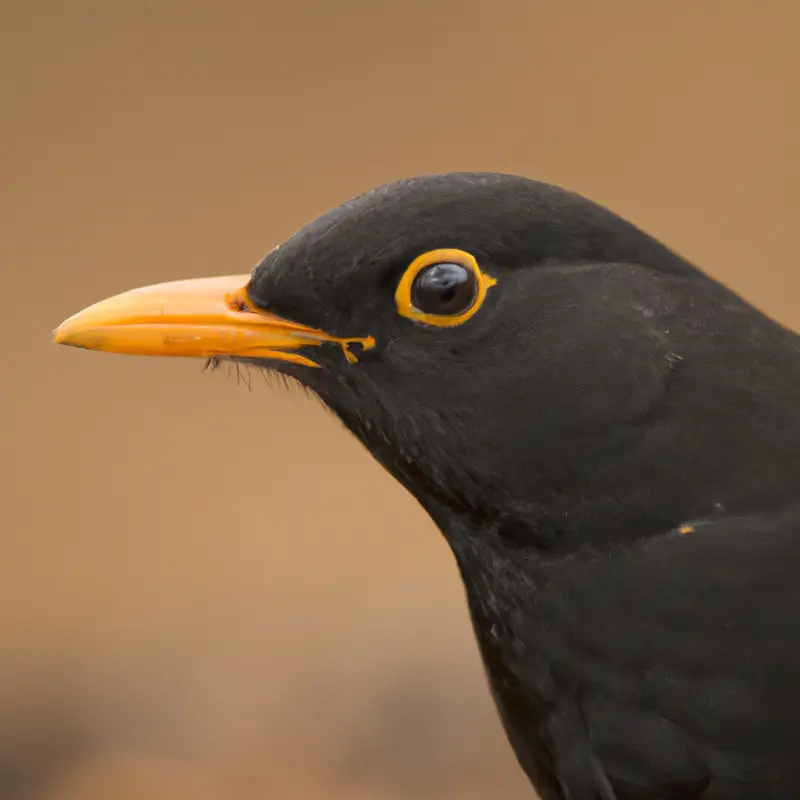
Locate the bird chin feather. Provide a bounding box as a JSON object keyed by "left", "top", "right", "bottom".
{"left": 202, "top": 355, "right": 323, "bottom": 403}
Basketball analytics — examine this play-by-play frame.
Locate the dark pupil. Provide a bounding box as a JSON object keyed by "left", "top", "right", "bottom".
{"left": 411, "top": 262, "right": 477, "bottom": 315}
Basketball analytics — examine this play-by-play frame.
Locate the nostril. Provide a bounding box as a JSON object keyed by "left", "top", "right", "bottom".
{"left": 225, "top": 289, "right": 254, "bottom": 313}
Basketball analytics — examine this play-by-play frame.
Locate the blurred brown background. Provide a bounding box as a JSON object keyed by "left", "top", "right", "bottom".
{"left": 2, "top": 1, "right": 798, "bottom": 797}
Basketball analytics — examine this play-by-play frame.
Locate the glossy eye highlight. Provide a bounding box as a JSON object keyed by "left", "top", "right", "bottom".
{"left": 395, "top": 249, "right": 496, "bottom": 327}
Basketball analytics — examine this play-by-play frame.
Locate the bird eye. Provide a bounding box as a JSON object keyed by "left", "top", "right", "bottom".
{"left": 395, "top": 248, "right": 496, "bottom": 328}
{"left": 411, "top": 262, "right": 476, "bottom": 315}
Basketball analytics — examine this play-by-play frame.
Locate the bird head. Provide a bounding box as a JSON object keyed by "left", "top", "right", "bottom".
{"left": 54, "top": 173, "right": 797, "bottom": 555}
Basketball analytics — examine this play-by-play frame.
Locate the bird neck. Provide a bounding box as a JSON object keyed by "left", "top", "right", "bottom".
{"left": 416, "top": 317, "right": 800, "bottom": 561}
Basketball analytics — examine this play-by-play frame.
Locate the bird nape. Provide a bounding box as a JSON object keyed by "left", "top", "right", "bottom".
{"left": 54, "top": 172, "right": 800, "bottom": 800}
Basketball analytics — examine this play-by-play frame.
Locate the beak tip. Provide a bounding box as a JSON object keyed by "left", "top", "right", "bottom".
{"left": 53, "top": 321, "right": 73, "bottom": 346}
{"left": 54, "top": 317, "right": 88, "bottom": 348}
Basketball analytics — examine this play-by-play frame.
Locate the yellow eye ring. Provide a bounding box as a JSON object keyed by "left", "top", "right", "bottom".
{"left": 394, "top": 248, "right": 497, "bottom": 327}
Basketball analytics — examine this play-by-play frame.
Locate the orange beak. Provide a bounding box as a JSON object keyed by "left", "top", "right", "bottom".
{"left": 53, "top": 275, "right": 375, "bottom": 368}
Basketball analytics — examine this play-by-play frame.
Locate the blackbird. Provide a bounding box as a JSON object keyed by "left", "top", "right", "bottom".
{"left": 54, "top": 173, "right": 800, "bottom": 799}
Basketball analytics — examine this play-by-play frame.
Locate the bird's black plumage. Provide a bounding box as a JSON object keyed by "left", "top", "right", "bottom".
{"left": 63, "top": 172, "right": 800, "bottom": 798}
{"left": 240, "top": 173, "right": 800, "bottom": 799}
